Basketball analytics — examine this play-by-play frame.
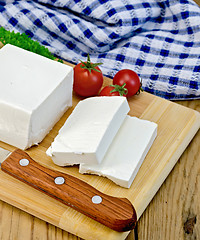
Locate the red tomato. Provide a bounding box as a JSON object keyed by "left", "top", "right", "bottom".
{"left": 99, "top": 86, "right": 120, "bottom": 96}
{"left": 73, "top": 55, "right": 103, "bottom": 97}
{"left": 113, "top": 69, "right": 142, "bottom": 97}
{"left": 99, "top": 84, "right": 128, "bottom": 97}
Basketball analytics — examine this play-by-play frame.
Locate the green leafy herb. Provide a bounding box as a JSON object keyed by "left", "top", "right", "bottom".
{"left": 57, "top": 58, "right": 64, "bottom": 63}
{"left": 0, "top": 27, "right": 58, "bottom": 61}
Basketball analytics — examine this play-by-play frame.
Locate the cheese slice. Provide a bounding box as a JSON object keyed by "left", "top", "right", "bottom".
{"left": 0, "top": 44, "right": 73, "bottom": 149}
{"left": 79, "top": 116, "right": 157, "bottom": 188}
{"left": 46, "top": 96, "right": 130, "bottom": 165}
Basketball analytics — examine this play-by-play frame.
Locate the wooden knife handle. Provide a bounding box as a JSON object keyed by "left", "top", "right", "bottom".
{"left": 1, "top": 149, "right": 137, "bottom": 232}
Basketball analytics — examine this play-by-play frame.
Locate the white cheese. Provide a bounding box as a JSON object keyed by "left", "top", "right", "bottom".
{"left": 0, "top": 44, "right": 73, "bottom": 149}
{"left": 79, "top": 116, "right": 157, "bottom": 188}
{"left": 46, "top": 96, "right": 130, "bottom": 165}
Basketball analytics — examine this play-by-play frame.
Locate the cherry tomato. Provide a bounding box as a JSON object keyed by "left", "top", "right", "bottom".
{"left": 73, "top": 55, "right": 103, "bottom": 97}
{"left": 113, "top": 69, "right": 142, "bottom": 97}
{"left": 99, "top": 84, "right": 128, "bottom": 97}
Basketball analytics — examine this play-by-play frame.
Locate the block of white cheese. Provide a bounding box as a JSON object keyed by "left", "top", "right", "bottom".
{"left": 79, "top": 116, "right": 157, "bottom": 188}
{"left": 0, "top": 44, "right": 73, "bottom": 150}
{"left": 46, "top": 96, "right": 130, "bottom": 165}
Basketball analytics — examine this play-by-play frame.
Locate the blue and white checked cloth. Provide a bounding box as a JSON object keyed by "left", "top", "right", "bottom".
{"left": 0, "top": 0, "right": 200, "bottom": 100}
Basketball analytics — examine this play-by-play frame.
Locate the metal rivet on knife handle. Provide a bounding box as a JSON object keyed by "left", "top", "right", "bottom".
{"left": 19, "top": 158, "right": 29, "bottom": 166}
{"left": 92, "top": 195, "right": 102, "bottom": 204}
{"left": 1, "top": 149, "right": 137, "bottom": 232}
{"left": 54, "top": 176, "right": 65, "bottom": 185}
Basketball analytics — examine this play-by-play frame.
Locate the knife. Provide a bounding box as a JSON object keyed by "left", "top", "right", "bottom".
{"left": 0, "top": 147, "right": 137, "bottom": 232}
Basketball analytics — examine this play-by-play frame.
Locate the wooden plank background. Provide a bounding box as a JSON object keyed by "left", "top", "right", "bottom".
{"left": 131, "top": 100, "right": 200, "bottom": 240}
{"left": 133, "top": 1, "right": 200, "bottom": 239}
{"left": 0, "top": 1, "right": 200, "bottom": 239}
{"left": 0, "top": 84, "right": 199, "bottom": 240}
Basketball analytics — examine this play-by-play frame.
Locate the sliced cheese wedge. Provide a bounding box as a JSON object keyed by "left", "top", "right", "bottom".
{"left": 0, "top": 44, "right": 73, "bottom": 149}
{"left": 79, "top": 116, "right": 157, "bottom": 188}
{"left": 47, "top": 96, "right": 130, "bottom": 165}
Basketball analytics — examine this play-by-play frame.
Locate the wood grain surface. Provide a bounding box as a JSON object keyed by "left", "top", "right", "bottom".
{"left": 130, "top": 100, "right": 200, "bottom": 240}
{"left": 1, "top": 149, "right": 137, "bottom": 232}
{"left": 1, "top": 0, "right": 200, "bottom": 235}
{"left": 133, "top": 1, "right": 200, "bottom": 238}
{"left": 0, "top": 98, "right": 199, "bottom": 240}
{"left": 0, "top": 77, "right": 199, "bottom": 240}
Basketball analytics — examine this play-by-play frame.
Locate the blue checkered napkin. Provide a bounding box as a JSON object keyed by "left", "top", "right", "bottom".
{"left": 0, "top": 0, "right": 200, "bottom": 100}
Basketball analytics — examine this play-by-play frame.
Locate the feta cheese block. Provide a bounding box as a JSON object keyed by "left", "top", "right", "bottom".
{"left": 79, "top": 116, "right": 157, "bottom": 188}
{"left": 0, "top": 44, "right": 73, "bottom": 150}
{"left": 46, "top": 96, "right": 130, "bottom": 165}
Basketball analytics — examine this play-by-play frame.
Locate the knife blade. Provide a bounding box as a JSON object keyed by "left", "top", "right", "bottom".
{"left": 0, "top": 147, "right": 137, "bottom": 232}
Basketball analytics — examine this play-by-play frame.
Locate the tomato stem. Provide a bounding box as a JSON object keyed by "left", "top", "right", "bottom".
{"left": 80, "top": 54, "right": 102, "bottom": 73}
{"left": 110, "top": 83, "right": 128, "bottom": 96}
{"left": 136, "top": 78, "right": 144, "bottom": 95}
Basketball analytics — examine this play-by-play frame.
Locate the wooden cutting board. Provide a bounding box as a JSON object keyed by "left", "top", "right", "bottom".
{"left": 0, "top": 74, "right": 200, "bottom": 240}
